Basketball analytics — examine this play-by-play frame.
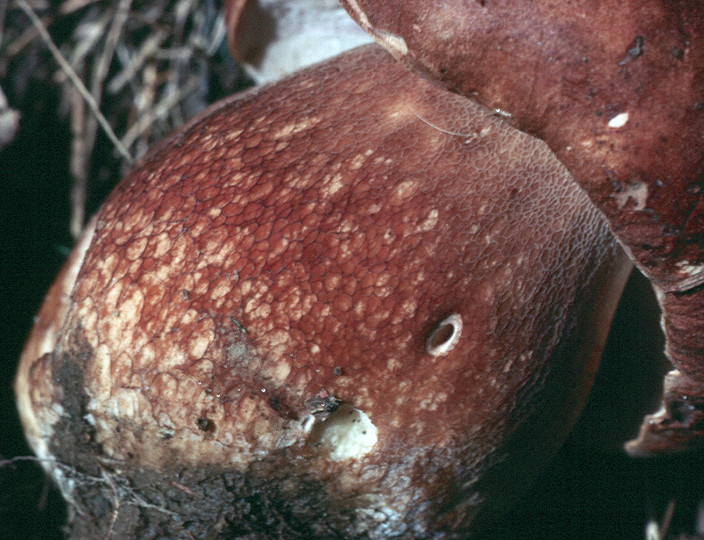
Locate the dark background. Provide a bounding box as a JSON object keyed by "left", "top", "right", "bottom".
{"left": 1, "top": 75, "right": 74, "bottom": 538}
{"left": 1, "top": 10, "right": 704, "bottom": 539}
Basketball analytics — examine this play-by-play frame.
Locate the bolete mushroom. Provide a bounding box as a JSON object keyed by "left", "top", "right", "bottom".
{"left": 338, "top": 0, "right": 704, "bottom": 457}
{"left": 15, "top": 1, "right": 662, "bottom": 535}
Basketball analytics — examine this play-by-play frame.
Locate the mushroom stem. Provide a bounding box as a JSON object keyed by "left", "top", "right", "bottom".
{"left": 225, "top": 0, "right": 372, "bottom": 83}
{"left": 339, "top": 0, "right": 704, "bottom": 455}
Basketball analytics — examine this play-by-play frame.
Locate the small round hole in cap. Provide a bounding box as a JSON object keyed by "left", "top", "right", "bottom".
{"left": 425, "top": 313, "right": 463, "bottom": 356}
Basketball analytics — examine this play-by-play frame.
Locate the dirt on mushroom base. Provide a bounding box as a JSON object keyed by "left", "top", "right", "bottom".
{"left": 35, "top": 316, "right": 704, "bottom": 540}
{"left": 41, "top": 331, "right": 458, "bottom": 539}
{"left": 43, "top": 333, "right": 346, "bottom": 539}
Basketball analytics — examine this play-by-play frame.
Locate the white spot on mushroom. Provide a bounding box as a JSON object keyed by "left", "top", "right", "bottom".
{"left": 418, "top": 392, "right": 448, "bottom": 411}
{"left": 91, "top": 344, "right": 112, "bottom": 401}
{"left": 390, "top": 179, "right": 418, "bottom": 204}
{"left": 271, "top": 117, "right": 319, "bottom": 140}
{"left": 418, "top": 209, "right": 439, "bottom": 232}
{"left": 608, "top": 112, "right": 629, "bottom": 128}
{"left": 325, "top": 172, "right": 344, "bottom": 195}
{"left": 264, "top": 357, "right": 291, "bottom": 386}
{"left": 301, "top": 414, "right": 316, "bottom": 434}
{"left": 675, "top": 260, "right": 704, "bottom": 279}
{"left": 425, "top": 313, "right": 463, "bottom": 356}
{"left": 387, "top": 357, "right": 402, "bottom": 371}
{"left": 188, "top": 320, "right": 214, "bottom": 359}
{"left": 309, "top": 405, "right": 378, "bottom": 461}
{"left": 612, "top": 180, "right": 648, "bottom": 210}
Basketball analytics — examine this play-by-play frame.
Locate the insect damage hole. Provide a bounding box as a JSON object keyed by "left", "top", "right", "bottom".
{"left": 308, "top": 405, "right": 378, "bottom": 461}
{"left": 425, "top": 313, "right": 463, "bottom": 356}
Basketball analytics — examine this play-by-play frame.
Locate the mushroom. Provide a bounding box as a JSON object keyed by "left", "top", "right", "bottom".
{"left": 338, "top": 0, "right": 704, "bottom": 457}
{"left": 15, "top": 14, "right": 641, "bottom": 540}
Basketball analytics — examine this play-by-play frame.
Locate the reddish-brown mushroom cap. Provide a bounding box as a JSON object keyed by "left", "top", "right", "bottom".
{"left": 339, "top": 0, "right": 704, "bottom": 455}
{"left": 16, "top": 45, "right": 630, "bottom": 536}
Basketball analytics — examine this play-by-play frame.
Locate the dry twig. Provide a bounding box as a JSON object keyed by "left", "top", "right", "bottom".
{"left": 16, "top": 0, "right": 133, "bottom": 164}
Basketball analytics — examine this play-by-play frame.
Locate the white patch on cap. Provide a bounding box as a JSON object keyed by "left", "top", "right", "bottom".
{"left": 608, "top": 112, "right": 629, "bottom": 128}
{"left": 612, "top": 180, "right": 648, "bottom": 210}
{"left": 675, "top": 260, "right": 704, "bottom": 278}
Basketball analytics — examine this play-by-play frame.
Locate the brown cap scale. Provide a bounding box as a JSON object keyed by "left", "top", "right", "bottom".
{"left": 16, "top": 45, "right": 630, "bottom": 537}
{"left": 339, "top": 0, "right": 704, "bottom": 455}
